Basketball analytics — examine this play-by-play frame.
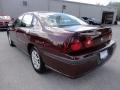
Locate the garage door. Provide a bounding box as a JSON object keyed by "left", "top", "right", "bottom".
{"left": 102, "top": 11, "right": 114, "bottom": 24}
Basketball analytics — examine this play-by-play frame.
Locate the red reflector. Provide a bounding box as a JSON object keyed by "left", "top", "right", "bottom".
{"left": 71, "top": 40, "right": 82, "bottom": 51}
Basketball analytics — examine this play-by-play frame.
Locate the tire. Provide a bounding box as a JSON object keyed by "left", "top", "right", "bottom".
{"left": 30, "top": 47, "right": 46, "bottom": 73}
{"left": 7, "top": 33, "right": 15, "bottom": 47}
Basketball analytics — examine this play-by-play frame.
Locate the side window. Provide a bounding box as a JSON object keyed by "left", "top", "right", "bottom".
{"left": 22, "top": 14, "right": 33, "bottom": 27}
{"left": 14, "top": 15, "right": 23, "bottom": 27}
{"left": 32, "top": 16, "right": 42, "bottom": 30}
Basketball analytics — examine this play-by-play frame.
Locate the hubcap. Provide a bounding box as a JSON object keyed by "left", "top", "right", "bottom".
{"left": 31, "top": 50, "right": 41, "bottom": 70}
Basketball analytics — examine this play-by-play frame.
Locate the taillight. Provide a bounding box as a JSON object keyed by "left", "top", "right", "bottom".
{"left": 70, "top": 39, "right": 82, "bottom": 51}
{"left": 84, "top": 37, "right": 92, "bottom": 48}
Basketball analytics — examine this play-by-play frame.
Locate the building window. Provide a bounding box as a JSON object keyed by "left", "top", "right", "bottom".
{"left": 22, "top": 0, "right": 28, "bottom": 7}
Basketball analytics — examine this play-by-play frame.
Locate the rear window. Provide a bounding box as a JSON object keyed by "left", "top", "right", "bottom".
{"left": 0, "top": 16, "right": 11, "bottom": 20}
{"left": 39, "top": 13, "right": 88, "bottom": 27}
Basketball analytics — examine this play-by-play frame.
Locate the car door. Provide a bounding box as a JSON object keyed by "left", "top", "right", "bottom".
{"left": 16, "top": 14, "right": 33, "bottom": 53}
{"left": 30, "top": 15, "right": 45, "bottom": 47}
{"left": 31, "top": 16, "right": 55, "bottom": 52}
{"left": 9, "top": 15, "right": 24, "bottom": 45}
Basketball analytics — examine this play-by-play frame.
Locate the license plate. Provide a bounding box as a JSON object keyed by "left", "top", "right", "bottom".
{"left": 100, "top": 50, "right": 108, "bottom": 60}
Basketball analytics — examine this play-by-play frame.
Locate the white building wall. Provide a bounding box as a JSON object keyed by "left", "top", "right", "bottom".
{"left": 0, "top": 0, "right": 49, "bottom": 18}
{"left": 49, "top": 0, "right": 117, "bottom": 24}
{"left": 28, "top": 0, "right": 49, "bottom": 12}
{"left": 49, "top": 0, "right": 80, "bottom": 17}
{"left": 49, "top": 0, "right": 63, "bottom": 12}
{"left": 0, "top": 0, "right": 117, "bottom": 24}
{"left": 0, "top": 0, "right": 3, "bottom": 13}
{"left": 79, "top": 4, "right": 102, "bottom": 23}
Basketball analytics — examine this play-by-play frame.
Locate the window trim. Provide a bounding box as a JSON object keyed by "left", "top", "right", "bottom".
{"left": 31, "top": 15, "right": 42, "bottom": 30}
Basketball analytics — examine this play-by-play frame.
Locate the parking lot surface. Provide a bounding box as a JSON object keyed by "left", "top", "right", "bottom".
{"left": 0, "top": 25, "right": 120, "bottom": 90}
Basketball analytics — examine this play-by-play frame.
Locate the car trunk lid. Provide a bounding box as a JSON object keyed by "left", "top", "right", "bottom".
{"left": 62, "top": 25, "right": 112, "bottom": 55}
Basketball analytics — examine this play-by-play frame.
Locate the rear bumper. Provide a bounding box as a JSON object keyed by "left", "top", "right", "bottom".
{"left": 44, "top": 40, "right": 116, "bottom": 78}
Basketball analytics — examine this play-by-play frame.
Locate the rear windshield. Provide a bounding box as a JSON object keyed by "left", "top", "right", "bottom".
{"left": 0, "top": 16, "right": 11, "bottom": 20}
{"left": 39, "top": 13, "right": 88, "bottom": 27}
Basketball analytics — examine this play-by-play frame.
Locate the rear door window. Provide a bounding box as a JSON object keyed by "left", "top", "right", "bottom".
{"left": 21, "top": 14, "right": 33, "bottom": 27}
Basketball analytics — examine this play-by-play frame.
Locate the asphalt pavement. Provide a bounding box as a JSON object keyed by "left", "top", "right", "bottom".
{"left": 0, "top": 25, "right": 120, "bottom": 90}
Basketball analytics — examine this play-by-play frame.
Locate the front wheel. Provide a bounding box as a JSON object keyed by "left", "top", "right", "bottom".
{"left": 30, "top": 47, "right": 46, "bottom": 73}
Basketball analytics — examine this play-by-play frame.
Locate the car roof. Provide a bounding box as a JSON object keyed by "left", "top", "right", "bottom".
{"left": 25, "top": 11, "right": 66, "bottom": 17}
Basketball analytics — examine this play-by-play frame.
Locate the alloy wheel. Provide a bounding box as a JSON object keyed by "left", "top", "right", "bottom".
{"left": 31, "top": 50, "right": 41, "bottom": 70}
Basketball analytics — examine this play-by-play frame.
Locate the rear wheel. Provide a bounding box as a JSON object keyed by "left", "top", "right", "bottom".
{"left": 30, "top": 47, "right": 46, "bottom": 73}
{"left": 7, "top": 33, "right": 15, "bottom": 47}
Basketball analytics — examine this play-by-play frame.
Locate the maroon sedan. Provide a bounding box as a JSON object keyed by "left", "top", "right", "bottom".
{"left": 0, "top": 15, "right": 11, "bottom": 30}
{"left": 7, "top": 11, "right": 116, "bottom": 78}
